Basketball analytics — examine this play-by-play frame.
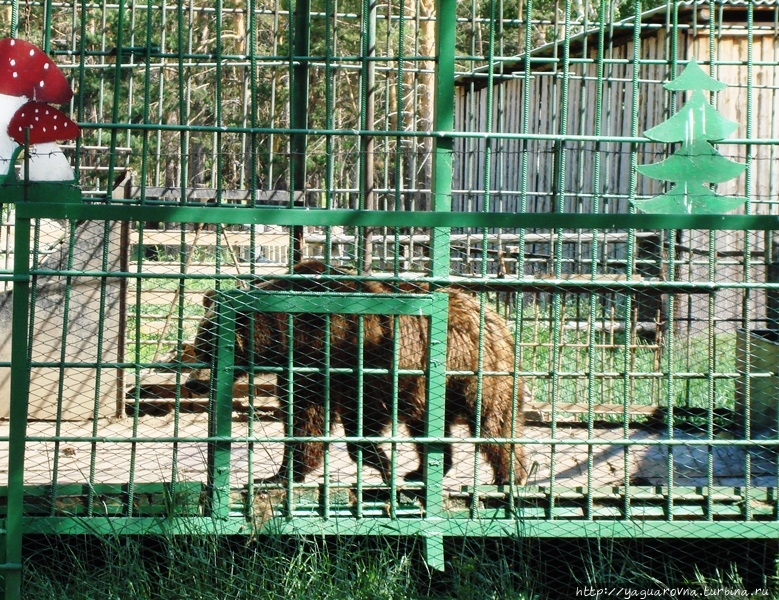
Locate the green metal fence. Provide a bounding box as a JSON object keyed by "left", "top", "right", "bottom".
{"left": 0, "top": 0, "right": 779, "bottom": 596}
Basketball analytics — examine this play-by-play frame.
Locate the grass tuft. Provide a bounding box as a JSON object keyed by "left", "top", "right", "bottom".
{"left": 20, "top": 536, "right": 778, "bottom": 600}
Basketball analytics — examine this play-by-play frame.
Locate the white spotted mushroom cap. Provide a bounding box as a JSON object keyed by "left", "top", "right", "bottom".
{"left": 8, "top": 101, "right": 79, "bottom": 144}
{"left": 0, "top": 38, "right": 73, "bottom": 103}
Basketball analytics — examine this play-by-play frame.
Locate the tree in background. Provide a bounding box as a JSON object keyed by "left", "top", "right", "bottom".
{"left": 0, "top": 0, "right": 646, "bottom": 200}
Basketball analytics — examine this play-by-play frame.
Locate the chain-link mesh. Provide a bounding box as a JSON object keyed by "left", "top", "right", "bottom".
{"left": 0, "top": 0, "right": 777, "bottom": 598}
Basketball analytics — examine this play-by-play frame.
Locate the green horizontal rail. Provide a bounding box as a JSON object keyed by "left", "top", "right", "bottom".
{"left": 22, "top": 268, "right": 779, "bottom": 293}
{"left": 20, "top": 362, "right": 756, "bottom": 379}
{"left": 76, "top": 121, "right": 656, "bottom": 142}
{"left": 17, "top": 435, "right": 779, "bottom": 447}
{"left": 13, "top": 364, "right": 758, "bottom": 379}
{"left": 221, "top": 290, "right": 436, "bottom": 315}
{"left": 15, "top": 203, "right": 779, "bottom": 231}
{"left": 18, "top": 516, "right": 779, "bottom": 538}
{"left": 66, "top": 121, "right": 779, "bottom": 146}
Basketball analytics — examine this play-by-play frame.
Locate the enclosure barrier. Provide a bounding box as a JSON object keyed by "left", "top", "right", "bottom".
{"left": 3, "top": 204, "right": 779, "bottom": 597}
{"left": 1, "top": 0, "right": 779, "bottom": 597}
{"left": 6, "top": 204, "right": 779, "bottom": 539}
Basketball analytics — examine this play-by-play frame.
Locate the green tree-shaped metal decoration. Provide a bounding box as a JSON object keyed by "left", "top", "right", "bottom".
{"left": 633, "top": 58, "right": 746, "bottom": 214}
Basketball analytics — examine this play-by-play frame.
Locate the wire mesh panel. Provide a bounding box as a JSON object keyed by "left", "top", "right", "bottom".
{"left": 1, "top": 0, "right": 779, "bottom": 597}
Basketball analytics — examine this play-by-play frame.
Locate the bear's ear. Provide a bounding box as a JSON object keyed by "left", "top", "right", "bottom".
{"left": 202, "top": 289, "right": 216, "bottom": 310}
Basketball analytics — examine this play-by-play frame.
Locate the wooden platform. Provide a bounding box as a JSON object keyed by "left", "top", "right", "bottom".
{"left": 125, "top": 371, "right": 732, "bottom": 427}
{"left": 125, "top": 371, "right": 666, "bottom": 421}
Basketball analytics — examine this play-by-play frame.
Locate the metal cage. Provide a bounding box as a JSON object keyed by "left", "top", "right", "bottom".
{"left": 0, "top": 0, "right": 778, "bottom": 597}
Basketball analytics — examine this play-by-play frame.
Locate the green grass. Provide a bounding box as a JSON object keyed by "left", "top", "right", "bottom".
{"left": 515, "top": 310, "right": 738, "bottom": 421}
{"left": 21, "top": 536, "right": 778, "bottom": 599}
{"left": 126, "top": 278, "right": 242, "bottom": 364}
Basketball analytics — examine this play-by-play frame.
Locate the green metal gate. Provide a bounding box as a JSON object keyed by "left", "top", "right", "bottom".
{"left": 0, "top": 0, "right": 778, "bottom": 596}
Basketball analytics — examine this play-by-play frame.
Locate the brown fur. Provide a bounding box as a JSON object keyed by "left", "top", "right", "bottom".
{"left": 186, "top": 260, "right": 527, "bottom": 485}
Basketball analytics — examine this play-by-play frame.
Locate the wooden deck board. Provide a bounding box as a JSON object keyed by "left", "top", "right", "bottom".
{"left": 126, "top": 373, "right": 662, "bottom": 419}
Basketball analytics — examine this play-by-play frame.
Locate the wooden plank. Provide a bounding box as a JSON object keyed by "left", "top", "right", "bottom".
{"left": 126, "top": 263, "right": 285, "bottom": 275}
{"left": 129, "top": 187, "right": 304, "bottom": 204}
{"left": 127, "top": 373, "right": 276, "bottom": 399}
{"left": 127, "top": 374, "right": 662, "bottom": 420}
{"left": 129, "top": 230, "right": 289, "bottom": 247}
{"left": 524, "top": 402, "right": 659, "bottom": 419}
{"left": 449, "top": 277, "right": 715, "bottom": 296}
{"left": 132, "top": 231, "right": 660, "bottom": 246}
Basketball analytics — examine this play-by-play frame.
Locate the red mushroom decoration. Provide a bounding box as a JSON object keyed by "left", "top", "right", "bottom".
{"left": 0, "top": 38, "right": 79, "bottom": 183}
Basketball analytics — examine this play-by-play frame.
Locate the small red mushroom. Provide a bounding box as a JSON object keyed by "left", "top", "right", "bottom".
{"left": 8, "top": 101, "right": 79, "bottom": 144}
{"left": 0, "top": 38, "right": 78, "bottom": 182}
{"left": 0, "top": 38, "right": 72, "bottom": 103}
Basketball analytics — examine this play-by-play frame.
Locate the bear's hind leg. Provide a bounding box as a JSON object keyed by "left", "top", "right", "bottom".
{"left": 256, "top": 403, "right": 327, "bottom": 484}
{"left": 479, "top": 407, "right": 526, "bottom": 485}
{"left": 402, "top": 419, "right": 454, "bottom": 482}
{"left": 341, "top": 406, "right": 392, "bottom": 483}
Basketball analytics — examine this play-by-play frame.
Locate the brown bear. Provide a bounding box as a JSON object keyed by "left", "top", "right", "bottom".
{"left": 185, "top": 260, "right": 527, "bottom": 486}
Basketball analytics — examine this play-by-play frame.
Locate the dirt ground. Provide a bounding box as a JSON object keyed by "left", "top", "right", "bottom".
{"left": 2, "top": 414, "right": 774, "bottom": 490}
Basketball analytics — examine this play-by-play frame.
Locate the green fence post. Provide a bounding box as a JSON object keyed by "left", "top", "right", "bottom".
{"left": 207, "top": 295, "right": 237, "bottom": 522}
{"left": 423, "top": 293, "right": 449, "bottom": 571}
{"left": 422, "top": 0, "right": 457, "bottom": 571}
{"left": 3, "top": 216, "right": 31, "bottom": 600}
{"left": 290, "top": 0, "right": 310, "bottom": 259}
